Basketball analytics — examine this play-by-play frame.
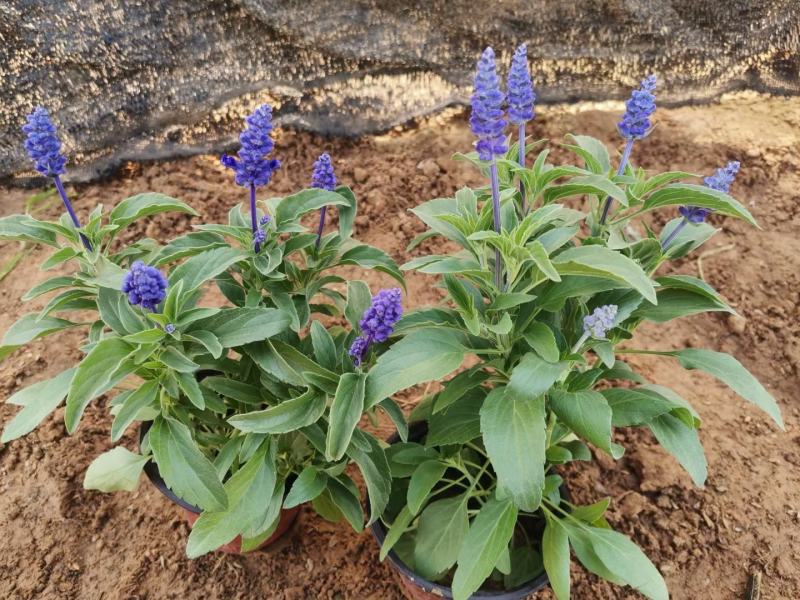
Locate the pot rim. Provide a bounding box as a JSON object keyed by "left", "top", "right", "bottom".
{"left": 370, "top": 421, "right": 551, "bottom": 599}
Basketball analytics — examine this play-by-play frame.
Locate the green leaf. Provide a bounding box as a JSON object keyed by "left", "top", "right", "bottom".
{"left": 176, "top": 372, "right": 205, "bottom": 410}
{"left": 149, "top": 416, "right": 228, "bottom": 511}
{"left": 413, "top": 495, "right": 469, "bottom": 579}
{"left": 427, "top": 388, "right": 484, "bottom": 447}
{"left": 379, "top": 397, "right": 408, "bottom": 442}
{"left": 327, "top": 476, "right": 365, "bottom": 532}
{"left": 186, "top": 442, "right": 275, "bottom": 558}
{"left": 110, "top": 379, "right": 160, "bottom": 442}
{"left": 564, "top": 523, "right": 668, "bottom": 600}
{"left": 41, "top": 246, "right": 79, "bottom": 269}
{"left": 273, "top": 188, "right": 350, "bottom": 228}
{"left": 364, "top": 330, "right": 465, "bottom": 409}
{"left": 542, "top": 517, "right": 571, "bottom": 600}
{"left": 528, "top": 240, "right": 561, "bottom": 282}
{"left": 0, "top": 214, "right": 59, "bottom": 245}
{"left": 183, "top": 331, "right": 223, "bottom": 359}
{"left": 160, "top": 346, "right": 199, "bottom": 373}
{"left": 451, "top": 497, "right": 518, "bottom": 600}
{"left": 565, "top": 134, "right": 611, "bottom": 174}
{"left": 1, "top": 313, "right": 77, "bottom": 360}
{"left": 169, "top": 247, "right": 246, "bottom": 292}
{"left": 97, "top": 288, "right": 145, "bottom": 335}
{"left": 601, "top": 388, "right": 674, "bottom": 426}
{"left": 508, "top": 353, "right": 567, "bottom": 399}
{"left": 123, "top": 328, "right": 166, "bottom": 345}
{"left": 201, "top": 377, "right": 263, "bottom": 405}
{"left": 335, "top": 185, "right": 358, "bottom": 238}
{"left": 344, "top": 280, "right": 371, "bottom": 331}
{"left": 326, "top": 372, "right": 366, "bottom": 461}
{"left": 189, "top": 307, "right": 291, "bottom": 347}
{"left": 110, "top": 192, "right": 197, "bottom": 228}
{"left": 523, "top": 322, "right": 560, "bottom": 363}
{"left": 228, "top": 389, "right": 326, "bottom": 433}
{"left": 22, "top": 276, "right": 77, "bottom": 301}
{"left": 643, "top": 183, "right": 757, "bottom": 227}
{"left": 634, "top": 285, "right": 732, "bottom": 322}
{"left": 674, "top": 348, "right": 782, "bottom": 428}
{"left": 1, "top": 368, "right": 75, "bottom": 443}
{"left": 434, "top": 369, "right": 490, "bottom": 414}
{"left": 65, "top": 338, "right": 135, "bottom": 433}
{"left": 648, "top": 413, "right": 707, "bottom": 486}
{"left": 153, "top": 232, "right": 227, "bottom": 266}
{"left": 284, "top": 466, "right": 328, "bottom": 508}
{"left": 549, "top": 390, "right": 616, "bottom": 456}
{"left": 552, "top": 246, "right": 657, "bottom": 304}
{"left": 339, "top": 245, "right": 405, "bottom": 288}
{"left": 544, "top": 174, "right": 627, "bottom": 205}
{"left": 481, "top": 387, "right": 546, "bottom": 511}
{"left": 310, "top": 321, "right": 337, "bottom": 371}
{"left": 347, "top": 430, "right": 392, "bottom": 525}
{"left": 379, "top": 505, "right": 415, "bottom": 561}
{"left": 407, "top": 460, "right": 448, "bottom": 515}
{"left": 83, "top": 447, "right": 149, "bottom": 492}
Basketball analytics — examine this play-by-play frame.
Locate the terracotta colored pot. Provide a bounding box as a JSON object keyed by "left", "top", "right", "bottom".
{"left": 139, "top": 421, "right": 299, "bottom": 554}
{"left": 370, "top": 421, "right": 551, "bottom": 600}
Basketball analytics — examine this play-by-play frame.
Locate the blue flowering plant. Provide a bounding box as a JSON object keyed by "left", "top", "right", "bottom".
{"left": 370, "top": 48, "right": 783, "bottom": 600}
{"left": 1, "top": 105, "right": 404, "bottom": 557}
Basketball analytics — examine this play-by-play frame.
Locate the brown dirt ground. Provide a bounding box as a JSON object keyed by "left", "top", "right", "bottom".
{"left": 1, "top": 92, "right": 799, "bottom": 600}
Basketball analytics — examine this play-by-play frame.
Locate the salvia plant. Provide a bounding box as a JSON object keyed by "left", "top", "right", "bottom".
{"left": 368, "top": 46, "right": 783, "bottom": 600}
{"left": 1, "top": 104, "right": 407, "bottom": 557}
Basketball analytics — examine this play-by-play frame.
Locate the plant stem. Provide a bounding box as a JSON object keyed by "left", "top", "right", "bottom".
{"left": 489, "top": 159, "right": 504, "bottom": 290}
{"left": 53, "top": 175, "right": 92, "bottom": 251}
{"left": 249, "top": 183, "right": 260, "bottom": 253}
{"left": 660, "top": 217, "right": 688, "bottom": 250}
{"left": 599, "top": 138, "right": 634, "bottom": 225}
{"left": 315, "top": 206, "right": 327, "bottom": 249}
{"left": 518, "top": 123, "right": 527, "bottom": 214}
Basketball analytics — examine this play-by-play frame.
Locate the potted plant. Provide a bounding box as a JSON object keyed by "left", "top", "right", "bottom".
{"left": 1, "top": 105, "right": 404, "bottom": 557}
{"left": 366, "top": 46, "right": 783, "bottom": 600}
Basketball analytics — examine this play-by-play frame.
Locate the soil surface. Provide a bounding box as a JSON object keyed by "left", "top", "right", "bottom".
{"left": 1, "top": 93, "right": 799, "bottom": 600}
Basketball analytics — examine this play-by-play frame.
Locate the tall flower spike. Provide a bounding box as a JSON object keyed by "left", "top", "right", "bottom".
{"left": 663, "top": 161, "right": 741, "bottom": 249}
{"left": 121, "top": 261, "right": 168, "bottom": 312}
{"left": 348, "top": 288, "right": 403, "bottom": 366}
{"left": 600, "top": 75, "right": 657, "bottom": 225}
{"left": 470, "top": 47, "right": 507, "bottom": 161}
{"left": 22, "top": 107, "right": 92, "bottom": 251}
{"left": 470, "top": 47, "right": 506, "bottom": 288}
{"left": 221, "top": 104, "right": 281, "bottom": 253}
{"left": 507, "top": 44, "right": 536, "bottom": 213}
{"left": 311, "top": 153, "right": 337, "bottom": 248}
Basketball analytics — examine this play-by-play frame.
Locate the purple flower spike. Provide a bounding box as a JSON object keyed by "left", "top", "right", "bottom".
{"left": 259, "top": 214, "right": 271, "bottom": 226}
{"left": 618, "top": 75, "right": 657, "bottom": 140}
{"left": 703, "top": 160, "right": 740, "bottom": 193}
{"left": 508, "top": 45, "right": 535, "bottom": 125}
{"left": 122, "top": 261, "right": 168, "bottom": 312}
{"left": 583, "top": 305, "right": 618, "bottom": 339}
{"left": 221, "top": 104, "right": 281, "bottom": 188}
{"left": 22, "top": 107, "right": 67, "bottom": 177}
{"left": 470, "top": 47, "right": 507, "bottom": 161}
{"left": 253, "top": 227, "right": 267, "bottom": 248}
{"left": 311, "top": 153, "right": 337, "bottom": 191}
{"left": 349, "top": 288, "right": 403, "bottom": 366}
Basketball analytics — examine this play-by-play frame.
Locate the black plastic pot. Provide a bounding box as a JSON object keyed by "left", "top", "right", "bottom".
{"left": 370, "top": 421, "right": 551, "bottom": 600}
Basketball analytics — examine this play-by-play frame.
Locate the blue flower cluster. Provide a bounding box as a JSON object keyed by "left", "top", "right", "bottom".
{"left": 22, "top": 107, "right": 67, "bottom": 177}
{"left": 470, "top": 48, "right": 507, "bottom": 161}
{"left": 583, "top": 304, "right": 618, "bottom": 339}
{"left": 121, "top": 261, "right": 168, "bottom": 311}
{"left": 349, "top": 288, "right": 403, "bottom": 365}
{"left": 679, "top": 161, "right": 741, "bottom": 224}
{"left": 618, "top": 75, "right": 657, "bottom": 140}
{"left": 221, "top": 104, "right": 281, "bottom": 187}
{"left": 311, "top": 153, "right": 337, "bottom": 191}
{"left": 507, "top": 45, "right": 535, "bottom": 125}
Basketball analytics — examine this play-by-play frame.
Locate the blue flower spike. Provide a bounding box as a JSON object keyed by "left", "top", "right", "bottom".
{"left": 662, "top": 161, "right": 741, "bottom": 250}
{"left": 348, "top": 288, "right": 403, "bottom": 366}
{"left": 470, "top": 47, "right": 507, "bottom": 288}
{"left": 507, "top": 44, "right": 536, "bottom": 213}
{"left": 22, "top": 107, "right": 92, "bottom": 251}
{"left": 600, "top": 75, "right": 658, "bottom": 224}
{"left": 121, "top": 261, "right": 168, "bottom": 312}
{"left": 572, "top": 304, "right": 619, "bottom": 353}
{"left": 221, "top": 104, "right": 281, "bottom": 253}
{"left": 311, "top": 153, "right": 337, "bottom": 249}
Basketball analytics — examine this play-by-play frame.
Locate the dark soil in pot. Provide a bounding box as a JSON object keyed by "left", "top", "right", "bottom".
{"left": 138, "top": 420, "right": 300, "bottom": 554}
{"left": 371, "top": 421, "right": 557, "bottom": 600}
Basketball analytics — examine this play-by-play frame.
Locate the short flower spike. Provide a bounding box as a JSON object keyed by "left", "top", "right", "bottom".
{"left": 122, "top": 261, "right": 168, "bottom": 311}
{"left": 349, "top": 288, "right": 403, "bottom": 365}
